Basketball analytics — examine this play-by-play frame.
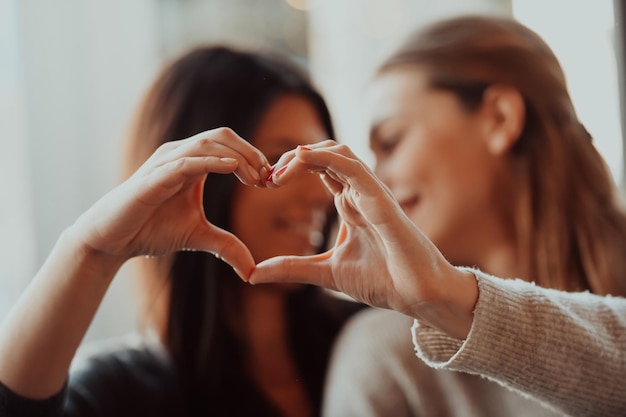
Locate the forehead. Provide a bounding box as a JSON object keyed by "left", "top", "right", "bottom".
{"left": 366, "top": 67, "right": 432, "bottom": 126}
{"left": 252, "top": 94, "right": 328, "bottom": 149}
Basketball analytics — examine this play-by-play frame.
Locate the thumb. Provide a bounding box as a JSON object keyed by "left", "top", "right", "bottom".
{"left": 249, "top": 251, "right": 334, "bottom": 289}
{"left": 190, "top": 224, "right": 256, "bottom": 281}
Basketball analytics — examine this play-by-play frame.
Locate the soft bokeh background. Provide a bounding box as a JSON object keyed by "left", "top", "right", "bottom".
{"left": 1, "top": 0, "right": 623, "bottom": 344}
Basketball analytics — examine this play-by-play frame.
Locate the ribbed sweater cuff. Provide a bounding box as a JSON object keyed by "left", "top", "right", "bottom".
{"left": 411, "top": 268, "right": 538, "bottom": 374}
{"left": 411, "top": 267, "right": 626, "bottom": 416}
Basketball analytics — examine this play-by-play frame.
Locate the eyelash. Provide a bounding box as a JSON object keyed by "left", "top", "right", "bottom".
{"left": 377, "top": 135, "right": 401, "bottom": 155}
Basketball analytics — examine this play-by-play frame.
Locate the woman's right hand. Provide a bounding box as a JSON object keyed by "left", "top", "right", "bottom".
{"left": 251, "top": 141, "right": 478, "bottom": 339}
{"left": 0, "top": 128, "right": 271, "bottom": 399}
{"left": 70, "top": 128, "right": 270, "bottom": 279}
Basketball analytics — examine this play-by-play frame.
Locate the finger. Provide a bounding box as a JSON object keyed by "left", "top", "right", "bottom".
{"left": 152, "top": 156, "right": 238, "bottom": 190}
{"left": 156, "top": 141, "right": 263, "bottom": 187}
{"left": 320, "top": 172, "right": 343, "bottom": 195}
{"left": 293, "top": 146, "right": 388, "bottom": 198}
{"left": 153, "top": 128, "right": 271, "bottom": 186}
{"left": 187, "top": 128, "right": 269, "bottom": 169}
{"left": 270, "top": 140, "right": 338, "bottom": 171}
{"left": 264, "top": 149, "right": 298, "bottom": 188}
{"left": 190, "top": 224, "right": 256, "bottom": 281}
{"left": 267, "top": 145, "right": 350, "bottom": 187}
{"left": 197, "top": 128, "right": 270, "bottom": 184}
{"left": 248, "top": 251, "right": 335, "bottom": 288}
{"left": 265, "top": 141, "right": 339, "bottom": 187}
{"left": 334, "top": 222, "right": 348, "bottom": 246}
{"left": 292, "top": 139, "right": 339, "bottom": 150}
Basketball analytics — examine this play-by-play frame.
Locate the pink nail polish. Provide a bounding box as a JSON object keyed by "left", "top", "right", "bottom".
{"left": 273, "top": 165, "right": 288, "bottom": 179}
{"left": 300, "top": 146, "right": 312, "bottom": 151}
{"left": 265, "top": 166, "right": 276, "bottom": 182}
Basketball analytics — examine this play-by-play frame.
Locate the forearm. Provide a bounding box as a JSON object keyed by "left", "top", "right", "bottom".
{"left": 0, "top": 225, "right": 126, "bottom": 399}
{"left": 401, "top": 265, "right": 478, "bottom": 340}
{"left": 413, "top": 270, "right": 626, "bottom": 416}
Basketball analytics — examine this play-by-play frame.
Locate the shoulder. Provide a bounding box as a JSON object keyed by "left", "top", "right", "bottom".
{"left": 290, "top": 287, "right": 367, "bottom": 329}
{"left": 330, "top": 308, "right": 417, "bottom": 378}
{"left": 336, "top": 308, "right": 414, "bottom": 352}
{"left": 327, "top": 308, "right": 439, "bottom": 399}
{"left": 67, "top": 332, "right": 183, "bottom": 416}
{"left": 322, "top": 309, "right": 423, "bottom": 417}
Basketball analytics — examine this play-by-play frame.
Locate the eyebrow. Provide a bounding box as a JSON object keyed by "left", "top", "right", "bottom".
{"left": 368, "top": 117, "right": 392, "bottom": 149}
{"left": 369, "top": 125, "right": 382, "bottom": 149}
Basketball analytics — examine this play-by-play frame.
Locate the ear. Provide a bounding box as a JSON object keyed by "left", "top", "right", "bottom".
{"left": 480, "top": 85, "right": 525, "bottom": 155}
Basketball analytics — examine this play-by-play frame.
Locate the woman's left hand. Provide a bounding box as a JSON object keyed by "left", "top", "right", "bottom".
{"left": 250, "top": 141, "right": 477, "bottom": 339}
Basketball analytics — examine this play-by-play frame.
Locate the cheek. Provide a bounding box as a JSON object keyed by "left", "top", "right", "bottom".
{"left": 231, "top": 188, "right": 276, "bottom": 240}
{"left": 416, "top": 122, "right": 487, "bottom": 191}
{"left": 392, "top": 133, "right": 445, "bottom": 185}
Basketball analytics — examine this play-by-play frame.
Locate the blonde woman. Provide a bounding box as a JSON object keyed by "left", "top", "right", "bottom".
{"left": 253, "top": 15, "right": 626, "bottom": 416}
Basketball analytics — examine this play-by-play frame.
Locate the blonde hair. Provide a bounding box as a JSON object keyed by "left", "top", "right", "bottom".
{"left": 381, "top": 15, "right": 626, "bottom": 295}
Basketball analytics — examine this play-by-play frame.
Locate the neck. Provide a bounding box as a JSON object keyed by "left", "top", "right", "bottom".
{"left": 456, "top": 166, "right": 532, "bottom": 281}
{"left": 241, "top": 287, "right": 293, "bottom": 365}
{"left": 240, "top": 287, "right": 312, "bottom": 417}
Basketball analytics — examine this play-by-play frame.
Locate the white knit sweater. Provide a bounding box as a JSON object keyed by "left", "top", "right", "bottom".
{"left": 323, "top": 270, "right": 626, "bottom": 417}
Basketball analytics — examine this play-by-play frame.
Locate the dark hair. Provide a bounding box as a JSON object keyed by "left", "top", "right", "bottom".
{"left": 379, "top": 15, "right": 626, "bottom": 295}
{"left": 123, "top": 46, "right": 335, "bottom": 414}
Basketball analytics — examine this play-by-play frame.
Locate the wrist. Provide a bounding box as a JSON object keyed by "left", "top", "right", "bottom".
{"left": 58, "top": 225, "right": 128, "bottom": 281}
{"left": 408, "top": 266, "right": 479, "bottom": 340}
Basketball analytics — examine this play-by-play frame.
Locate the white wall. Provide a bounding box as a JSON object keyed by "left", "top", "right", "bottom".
{"left": 2, "top": 0, "right": 622, "bottom": 346}
{"left": 6, "top": 0, "right": 162, "bottom": 342}
{"left": 308, "top": 0, "right": 513, "bottom": 165}
{"left": 308, "top": 0, "right": 623, "bottom": 188}
{"left": 513, "top": 0, "right": 623, "bottom": 184}
{"left": 0, "top": 0, "right": 36, "bottom": 320}
{"left": 0, "top": 0, "right": 311, "bottom": 344}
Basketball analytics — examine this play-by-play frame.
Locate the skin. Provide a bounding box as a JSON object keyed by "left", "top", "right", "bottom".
{"left": 0, "top": 93, "right": 331, "bottom": 417}
{"left": 0, "top": 69, "right": 529, "bottom": 416}
{"left": 132, "top": 94, "right": 332, "bottom": 417}
{"left": 0, "top": 129, "right": 270, "bottom": 399}
{"left": 251, "top": 68, "right": 529, "bottom": 340}
{"left": 367, "top": 68, "right": 526, "bottom": 279}
{"left": 232, "top": 94, "right": 331, "bottom": 264}
{"left": 233, "top": 94, "right": 332, "bottom": 417}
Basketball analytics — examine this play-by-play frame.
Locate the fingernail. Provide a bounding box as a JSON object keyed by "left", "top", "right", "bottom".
{"left": 265, "top": 166, "right": 276, "bottom": 182}
{"left": 247, "top": 165, "right": 261, "bottom": 182}
{"left": 299, "top": 146, "right": 312, "bottom": 151}
{"left": 273, "top": 165, "right": 288, "bottom": 179}
{"left": 220, "top": 157, "right": 237, "bottom": 164}
{"left": 260, "top": 166, "right": 269, "bottom": 182}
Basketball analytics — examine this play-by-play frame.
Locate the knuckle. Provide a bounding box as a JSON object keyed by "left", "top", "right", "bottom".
{"left": 172, "top": 157, "right": 187, "bottom": 170}
{"left": 156, "top": 140, "right": 176, "bottom": 153}
{"left": 336, "top": 143, "right": 351, "bottom": 154}
{"left": 215, "top": 126, "right": 237, "bottom": 139}
{"left": 195, "top": 136, "right": 213, "bottom": 148}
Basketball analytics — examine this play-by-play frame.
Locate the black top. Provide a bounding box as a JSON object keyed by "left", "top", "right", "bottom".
{"left": 0, "top": 290, "right": 364, "bottom": 417}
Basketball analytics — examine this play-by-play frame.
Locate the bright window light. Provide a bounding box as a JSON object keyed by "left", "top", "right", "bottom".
{"left": 513, "top": 0, "right": 623, "bottom": 184}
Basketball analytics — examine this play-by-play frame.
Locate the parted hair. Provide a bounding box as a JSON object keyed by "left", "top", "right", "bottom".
{"left": 122, "top": 46, "right": 338, "bottom": 415}
{"left": 380, "top": 15, "right": 626, "bottom": 296}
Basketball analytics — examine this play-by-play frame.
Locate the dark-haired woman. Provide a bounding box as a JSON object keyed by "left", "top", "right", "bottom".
{"left": 0, "top": 47, "right": 363, "bottom": 417}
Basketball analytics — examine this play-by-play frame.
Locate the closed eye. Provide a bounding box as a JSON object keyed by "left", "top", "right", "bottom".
{"left": 371, "top": 134, "right": 402, "bottom": 157}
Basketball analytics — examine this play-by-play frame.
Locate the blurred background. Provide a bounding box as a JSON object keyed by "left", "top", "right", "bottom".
{"left": 1, "top": 0, "right": 623, "bottom": 343}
